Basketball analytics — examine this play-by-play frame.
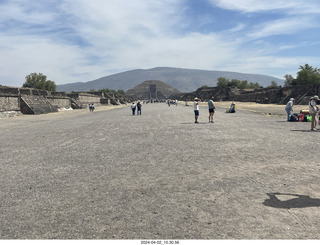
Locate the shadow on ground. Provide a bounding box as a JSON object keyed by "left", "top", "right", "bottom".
{"left": 290, "top": 130, "right": 320, "bottom": 132}
{"left": 263, "top": 193, "right": 320, "bottom": 209}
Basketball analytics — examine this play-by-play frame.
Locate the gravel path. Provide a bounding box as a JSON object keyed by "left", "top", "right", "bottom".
{"left": 1, "top": 102, "right": 320, "bottom": 239}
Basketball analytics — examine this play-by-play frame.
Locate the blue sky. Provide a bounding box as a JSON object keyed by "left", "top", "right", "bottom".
{"left": 1, "top": 0, "right": 320, "bottom": 87}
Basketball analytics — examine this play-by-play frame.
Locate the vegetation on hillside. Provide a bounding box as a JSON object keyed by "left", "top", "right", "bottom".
{"left": 218, "top": 64, "right": 320, "bottom": 90}
{"left": 89, "top": 88, "right": 127, "bottom": 97}
{"left": 217, "top": 77, "right": 262, "bottom": 89}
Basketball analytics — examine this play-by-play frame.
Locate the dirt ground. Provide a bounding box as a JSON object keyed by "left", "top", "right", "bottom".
{"left": 213, "top": 101, "right": 308, "bottom": 117}
{"left": 1, "top": 102, "right": 320, "bottom": 240}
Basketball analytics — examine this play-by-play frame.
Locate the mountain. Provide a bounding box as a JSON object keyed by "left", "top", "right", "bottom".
{"left": 56, "top": 67, "right": 284, "bottom": 93}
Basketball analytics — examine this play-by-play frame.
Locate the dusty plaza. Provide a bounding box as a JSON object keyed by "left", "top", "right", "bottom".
{"left": 1, "top": 101, "right": 320, "bottom": 239}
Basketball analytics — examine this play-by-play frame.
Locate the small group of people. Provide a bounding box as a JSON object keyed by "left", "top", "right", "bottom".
{"left": 193, "top": 96, "right": 216, "bottom": 123}
{"left": 193, "top": 97, "right": 236, "bottom": 123}
{"left": 167, "top": 99, "right": 178, "bottom": 107}
{"left": 131, "top": 101, "right": 142, "bottom": 115}
{"left": 89, "top": 103, "right": 95, "bottom": 112}
{"left": 285, "top": 96, "right": 320, "bottom": 130}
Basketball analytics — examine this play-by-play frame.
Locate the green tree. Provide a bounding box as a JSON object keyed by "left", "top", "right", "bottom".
{"left": 268, "top": 81, "right": 278, "bottom": 88}
{"left": 98, "top": 88, "right": 111, "bottom": 93}
{"left": 296, "top": 64, "right": 320, "bottom": 86}
{"left": 217, "top": 77, "right": 229, "bottom": 88}
{"left": 248, "top": 82, "right": 261, "bottom": 89}
{"left": 116, "top": 89, "right": 125, "bottom": 96}
{"left": 99, "top": 88, "right": 125, "bottom": 96}
{"left": 217, "top": 77, "right": 261, "bottom": 89}
{"left": 23, "top": 72, "right": 56, "bottom": 92}
{"left": 284, "top": 74, "right": 295, "bottom": 87}
{"left": 228, "top": 79, "right": 241, "bottom": 88}
{"left": 239, "top": 80, "right": 248, "bottom": 89}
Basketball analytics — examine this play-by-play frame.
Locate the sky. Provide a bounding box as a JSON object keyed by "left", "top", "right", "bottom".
{"left": 1, "top": 0, "right": 320, "bottom": 87}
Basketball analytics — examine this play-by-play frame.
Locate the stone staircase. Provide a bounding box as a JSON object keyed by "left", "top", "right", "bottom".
{"left": 105, "top": 94, "right": 121, "bottom": 105}
{"left": 70, "top": 98, "right": 84, "bottom": 109}
{"left": 20, "top": 95, "right": 58, "bottom": 114}
{"left": 279, "top": 86, "right": 319, "bottom": 105}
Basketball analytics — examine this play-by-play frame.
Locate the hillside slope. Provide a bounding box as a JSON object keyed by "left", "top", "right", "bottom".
{"left": 56, "top": 67, "right": 284, "bottom": 93}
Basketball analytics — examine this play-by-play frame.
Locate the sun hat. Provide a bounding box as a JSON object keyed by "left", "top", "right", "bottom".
{"left": 194, "top": 97, "right": 199, "bottom": 101}
{"left": 313, "top": 95, "right": 319, "bottom": 100}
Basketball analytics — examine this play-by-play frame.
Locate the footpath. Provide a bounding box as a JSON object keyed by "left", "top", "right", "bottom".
{"left": 1, "top": 102, "right": 320, "bottom": 239}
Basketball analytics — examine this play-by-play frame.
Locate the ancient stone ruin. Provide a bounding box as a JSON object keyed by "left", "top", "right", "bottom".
{"left": 0, "top": 85, "right": 132, "bottom": 118}
{"left": 126, "top": 80, "right": 181, "bottom": 101}
{"left": 170, "top": 85, "right": 320, "bottom": 105}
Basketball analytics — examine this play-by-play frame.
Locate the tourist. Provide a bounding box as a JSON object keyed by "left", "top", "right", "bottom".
{"left": 194, "top": 97, "right": 200, "bottom": 123}
{"left": 229, "top": 101, "right": 236, "bottom": 113}
{"left": 137, "top": 101, "right": 142, "bottom": 115}
{"left": 131, "top": 102, "right": 136, "bottom": 115}
{"left": 285, "top": 98, "right": 294, "bottom": 121}
{"left": 208, "top": 96, "right": 215, "bottom": 123}
{"left": 309, "top": 96, "right": 319, "bottom": 130}
{"left": 89, "top": 104, "right": 94, "bottom": 112}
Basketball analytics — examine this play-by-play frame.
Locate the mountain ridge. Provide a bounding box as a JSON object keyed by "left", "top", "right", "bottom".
{"left": 56, "top": 67, "right": 284, "bottom": 93}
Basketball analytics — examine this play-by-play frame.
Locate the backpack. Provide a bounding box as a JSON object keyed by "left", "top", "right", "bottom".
{"left": 289, "top": 114, "right": 298, "bottom": 122}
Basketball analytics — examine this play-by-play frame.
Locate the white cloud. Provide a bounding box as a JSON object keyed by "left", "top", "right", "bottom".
{"left": 0, "top": 0, "right": 56, "bottom": 24}
{"left": 1, "top": 0, "right": 320, "bottom": 87}
{"left": 207, "top": 0, "right": 320, "bottom": 13}
{"left": 247, "top": 16, "right": 315, "bottom": 39}
{"left": 0, "top": 35, "right": 96, "bottom": 85}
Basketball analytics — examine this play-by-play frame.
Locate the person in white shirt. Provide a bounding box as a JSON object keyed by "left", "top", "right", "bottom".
{"left": 194, "top": 97, "right": 200, "bottom": 123}
{"left": 285, "top": 98, "right": 294, "bottom": 121}
{"left": 309, "top": 96, "right": 319, "bottom": 130}
{"left": 131, "top": 102, "right": 136, "bottom": 115}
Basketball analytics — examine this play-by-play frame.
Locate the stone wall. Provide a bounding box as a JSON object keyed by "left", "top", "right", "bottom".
{"left": 0, "top": 95, "right": 20, "bottom": 111}
{"left": 174, "top": 85, "right": 320, "bottom": 105}
{"left": 46, "top": 96, "right": 71, "bottom": 109}
{"left": 0, "top": 85, "right": 132, "bottom": 116}
{"left": 68, "top": 92, "right": 103, "bottom": 108}
{"left": 0, "top": 86, "right": 72, "bottom": 115}
{"left": 229, "top": 88, "right": 283, "bottom": 104}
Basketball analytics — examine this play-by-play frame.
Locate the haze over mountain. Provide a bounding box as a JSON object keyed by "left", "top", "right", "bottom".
{"left": 56, "top": 67, "right": 284, "bottom": 93}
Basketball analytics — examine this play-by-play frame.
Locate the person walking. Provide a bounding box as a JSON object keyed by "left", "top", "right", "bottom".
{"left": 194, "top": 97, "right": 200, "bottom": 123}
{"left": 131, "top": 102, "right": 136, "bottom": 115}
{"left": 285, "top": 98, "right": 294, "bottom": 121}
{"left": 309, "top": 96, "right": 319, "bottom": 130}
{"left": 208, "top": 96, "right": 215, "bottom": 123}
{"left": 137, "top": 101, "right": 142, "bottom": 115}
